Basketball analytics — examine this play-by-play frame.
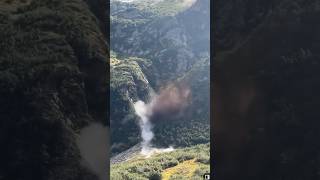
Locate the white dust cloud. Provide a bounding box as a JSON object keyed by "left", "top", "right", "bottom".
{"left": 133, "top": 83, "right": 191, "bottom": 157}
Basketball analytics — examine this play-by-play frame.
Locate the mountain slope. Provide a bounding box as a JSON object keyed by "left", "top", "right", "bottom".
{"left": 0, "top": 0, "right": 108, "bottom": 179}
{"left": 214, "top": 0, "right": 320, "bottom": 179}
{"left": 110, "top": 0, "right": 210, "bottom": 155}
{"left": 110, "top": 53, "right": 153, "bottom": 153}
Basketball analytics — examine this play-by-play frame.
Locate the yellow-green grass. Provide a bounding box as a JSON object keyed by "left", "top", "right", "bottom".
{"left": 162, "top": 158, "right": 198, "bottom": 180}
{"left": 110, "top": 143, "right": 210, "bottom": 180}
{"left": 110, "top": 57, "right": 120, "bottom": 65}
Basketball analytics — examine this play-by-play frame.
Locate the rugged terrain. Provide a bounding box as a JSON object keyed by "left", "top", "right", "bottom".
{"left": 0, "top": 0, "right": 108, "bottom": 179}
{"left": 110, "top": 0, "right": 210, "bottom": 155}
{"left": 110, "top": 0, "right": 211, "bottom": 179}
{"left": 214, "top": 0, "right": 320, "bottom": 179}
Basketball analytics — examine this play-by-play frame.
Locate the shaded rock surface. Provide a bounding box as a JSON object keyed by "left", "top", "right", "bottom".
{"left": 214, "top": 0, "right": 320, "bottom": 179}
{"left": 0, "top": 0, "right": 108, "bottom": 179}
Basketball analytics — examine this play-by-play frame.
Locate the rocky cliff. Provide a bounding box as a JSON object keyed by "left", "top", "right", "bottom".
{"left": 0, "top": 0, "right": 108, "bottom": 179}
{"left": 110, "top": 0, "right": 210, "bottom": 154}
{"left": 214, "top": 0, "right": 320, "bottom": 179}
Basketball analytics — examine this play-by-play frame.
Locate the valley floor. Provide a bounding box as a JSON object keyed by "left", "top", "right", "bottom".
{"left": 110, "top": 143, "right": 210, "bottom": 180}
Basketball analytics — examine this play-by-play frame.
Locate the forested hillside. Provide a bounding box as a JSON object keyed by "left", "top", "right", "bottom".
{"left": 110, "top": 0, "right": 211, "bottom": 179}
{"left": 0, "top": 0, "right": 108, "bottom": 179}
{"left": 110, "top": 0, "right": 210, "bottom": 154}
{"left": 214, "top": 0, "right": 320, "bottom": 179}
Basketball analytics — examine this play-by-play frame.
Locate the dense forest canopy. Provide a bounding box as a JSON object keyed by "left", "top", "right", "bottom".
{"left": 0, "top": 0, "right": 108, "bottom": 179}
{"left": 214, "top": 0, "right": 320, "bottom": 179}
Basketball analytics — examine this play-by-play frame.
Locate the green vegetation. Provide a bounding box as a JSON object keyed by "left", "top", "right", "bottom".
{"left": 109, "top": 53, "right": 210, "bottom": 153}
{"left": 110, "top": 0, "right": 210, "bottom": 156}
{"left": 111, "top": 143, "right": 210, "bottom": 180}
{"left": 110, "top": 54, "right": 154, "bottom": 154}
{"left": 215, "top": 0, "right": 320, "bottom": 179}
{"left": 153, "top": 119, "right": 210, "bottom": 148}
{"left": 0, "top": 0, "right": 107, "bottom": 179}
{"left": 150, "top": 57, "right": 210, "bottom": 148}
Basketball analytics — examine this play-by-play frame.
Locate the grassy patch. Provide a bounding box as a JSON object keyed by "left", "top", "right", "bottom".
{"left": 162, "top": 158, "right": 198, "bottom": 180}
{"left": 110, "top": 143, "right": 210, "bottom": 179}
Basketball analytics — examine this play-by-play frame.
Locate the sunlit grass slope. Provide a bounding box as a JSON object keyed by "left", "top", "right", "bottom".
{"left": 111, "top": 143, "right": 210, "bottom": 180}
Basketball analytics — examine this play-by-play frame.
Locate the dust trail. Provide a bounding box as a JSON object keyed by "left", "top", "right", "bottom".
{"left": 133, "top": 83, "right": 191, "bottom": 157}
{"left": 133, "top": 100, "right": 154, "bottom": 154}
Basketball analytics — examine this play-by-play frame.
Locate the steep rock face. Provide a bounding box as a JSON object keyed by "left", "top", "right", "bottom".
{"left": 111, "top": 1, "right": 209, "bottom": 85}
{"left": 110, "top": 55, "right": 153, "bottom": 154}
{"left": 214, "top": 1, "right": 320, "bottom": 179}
{"left": 110, "top": 0, "right": 210, "bottom": 154}
{"left": 0, "top": 0, "right": 108, "bottom": 179}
